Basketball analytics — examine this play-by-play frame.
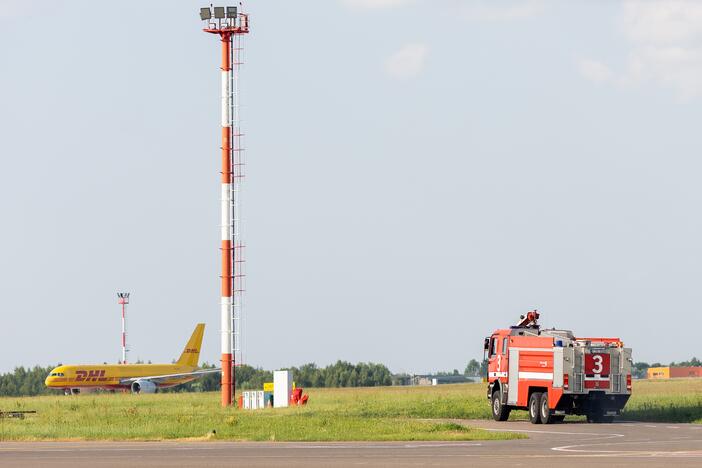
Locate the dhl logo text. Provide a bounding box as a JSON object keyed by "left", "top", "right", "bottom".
{"left": 75, "top": 370, "right": 109, "bottom": 382}
{"left": 183, "top": 348, "right": 199, "bottom": 354}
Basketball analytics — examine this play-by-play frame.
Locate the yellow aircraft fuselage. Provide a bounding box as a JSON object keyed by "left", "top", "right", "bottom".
{"left": 44, "top": 363, "right": 197, "bottom": 390}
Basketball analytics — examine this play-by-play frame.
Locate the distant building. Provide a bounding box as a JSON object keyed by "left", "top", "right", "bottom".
{"left": 647, "top": 367, "right": 702, "bottom": 379}
{"left": 410, "top": 375, "right": 476, "bottom": 386}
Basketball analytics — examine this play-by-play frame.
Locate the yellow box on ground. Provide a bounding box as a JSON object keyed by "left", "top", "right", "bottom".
{"left": 263, "top": 381, "right": 296, "bottom": 391}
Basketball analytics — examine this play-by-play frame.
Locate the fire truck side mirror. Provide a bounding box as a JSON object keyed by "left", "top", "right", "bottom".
{"left": 483, "top": 337, "right": 490, "bottom": 351}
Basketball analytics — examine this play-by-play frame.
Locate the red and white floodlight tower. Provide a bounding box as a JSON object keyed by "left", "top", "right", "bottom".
{"left": 117, "top": 292, "right": 130, "bottom": 364}
{"left": 200, "top": 5, "right": 250, "bottom": 407}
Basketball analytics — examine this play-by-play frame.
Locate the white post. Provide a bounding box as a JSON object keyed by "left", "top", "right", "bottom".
{"left": 117, "top": 293, "right": 130, "bottom": 364}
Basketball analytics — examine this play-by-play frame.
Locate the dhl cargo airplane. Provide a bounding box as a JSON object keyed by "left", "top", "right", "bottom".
{"left": 45, "top": 323, "right": 220, "bottom": 395}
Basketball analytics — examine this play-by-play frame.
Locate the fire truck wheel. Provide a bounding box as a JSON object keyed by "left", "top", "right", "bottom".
{"left": 539, "top": 393, "right": 553, "bottom": 424}
{"left": 529, "top": 392, "right": 542, "bottom": 424}
{"left": 491, "top": 389, "right": 511, "bottom": 421}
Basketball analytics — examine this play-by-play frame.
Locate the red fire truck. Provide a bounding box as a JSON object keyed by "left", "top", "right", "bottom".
{"left": 485, "top": 311, "right": 632, "bottom": 424}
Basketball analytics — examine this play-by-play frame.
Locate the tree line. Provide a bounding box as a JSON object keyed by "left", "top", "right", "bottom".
{"left": 0, "top": 361, "right": 392, "bottom": 396}
{"left": 288, "top": 361, "right": 392, "bottom": 388}
{"left": 464, "top": 359, "right": 488, "bottom": 377}
{"left": 165, "top": 361, "right": 392, "bottom": 392}
{"left": 0, "top": 365, "right": 52, "bottom": 397}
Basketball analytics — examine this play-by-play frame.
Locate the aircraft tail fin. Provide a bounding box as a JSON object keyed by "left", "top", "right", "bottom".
{"left": 177, "top": 323, "right": 205, "bottom": 368}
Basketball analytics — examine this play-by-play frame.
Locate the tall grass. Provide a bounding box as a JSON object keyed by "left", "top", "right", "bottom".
{"left": 0, "top": 379, "right": 699, "bottom": 441}
{"left": 623, "top": 378, "right": 702, "bottom": 423}
{"left": 0, "top": 386, "right": 512, "bottom": 442}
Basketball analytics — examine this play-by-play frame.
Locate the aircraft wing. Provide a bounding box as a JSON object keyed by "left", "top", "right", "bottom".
{"left": 119, "top": 368, "right": 221, "bottom": 385}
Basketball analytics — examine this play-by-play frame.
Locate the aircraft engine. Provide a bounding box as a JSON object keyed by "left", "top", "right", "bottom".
{"left": 131, "top": 380, "right": 157, "bottom": 394}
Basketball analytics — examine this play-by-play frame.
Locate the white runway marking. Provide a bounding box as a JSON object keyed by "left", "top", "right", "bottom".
{"left": 480, "top": 427, "right": 625, "bottom": 438}
{"left": 552, "top": 438, "right": 702, "bottom": 457}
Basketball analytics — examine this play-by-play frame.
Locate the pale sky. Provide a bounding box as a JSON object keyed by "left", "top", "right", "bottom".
{"left": 1, "top": 0, "right": 701, "bottom": 373}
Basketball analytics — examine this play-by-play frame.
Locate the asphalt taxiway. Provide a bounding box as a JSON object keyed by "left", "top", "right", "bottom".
{"left": 0, "top": 419, "right": 699, "bottom": 467}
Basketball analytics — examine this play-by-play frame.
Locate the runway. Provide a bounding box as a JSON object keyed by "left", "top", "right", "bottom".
{"left": 0, "top": 420, "right": 700, "bottom": 467}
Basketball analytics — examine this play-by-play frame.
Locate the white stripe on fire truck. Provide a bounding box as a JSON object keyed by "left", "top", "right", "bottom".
{"left": 489, "top": 372, "right": 508, "bottom": 378}
{"left": 519, "top": 372, "right": 554, "bottom": 380}
{"left": 583, "top": 375, "right": 610, "bottom": 381}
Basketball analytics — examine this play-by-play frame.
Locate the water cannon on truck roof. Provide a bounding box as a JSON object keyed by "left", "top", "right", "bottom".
{"left": 514, "top": 310, "right": 540, "bottom": 329}
{"left": 484, "top": 311, "right": 633, "bottom": 424}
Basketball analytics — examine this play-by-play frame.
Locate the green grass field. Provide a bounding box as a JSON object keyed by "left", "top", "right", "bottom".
{"left": 621, "top": 378, "right": 702, "bottom": 423}
{"left": 0, "top": 379, "right": 699, "bottom": 441}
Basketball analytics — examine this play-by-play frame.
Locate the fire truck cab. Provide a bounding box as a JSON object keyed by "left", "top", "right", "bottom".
{"left": 485, "top": 311, "right": 632, "bottom": 424}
